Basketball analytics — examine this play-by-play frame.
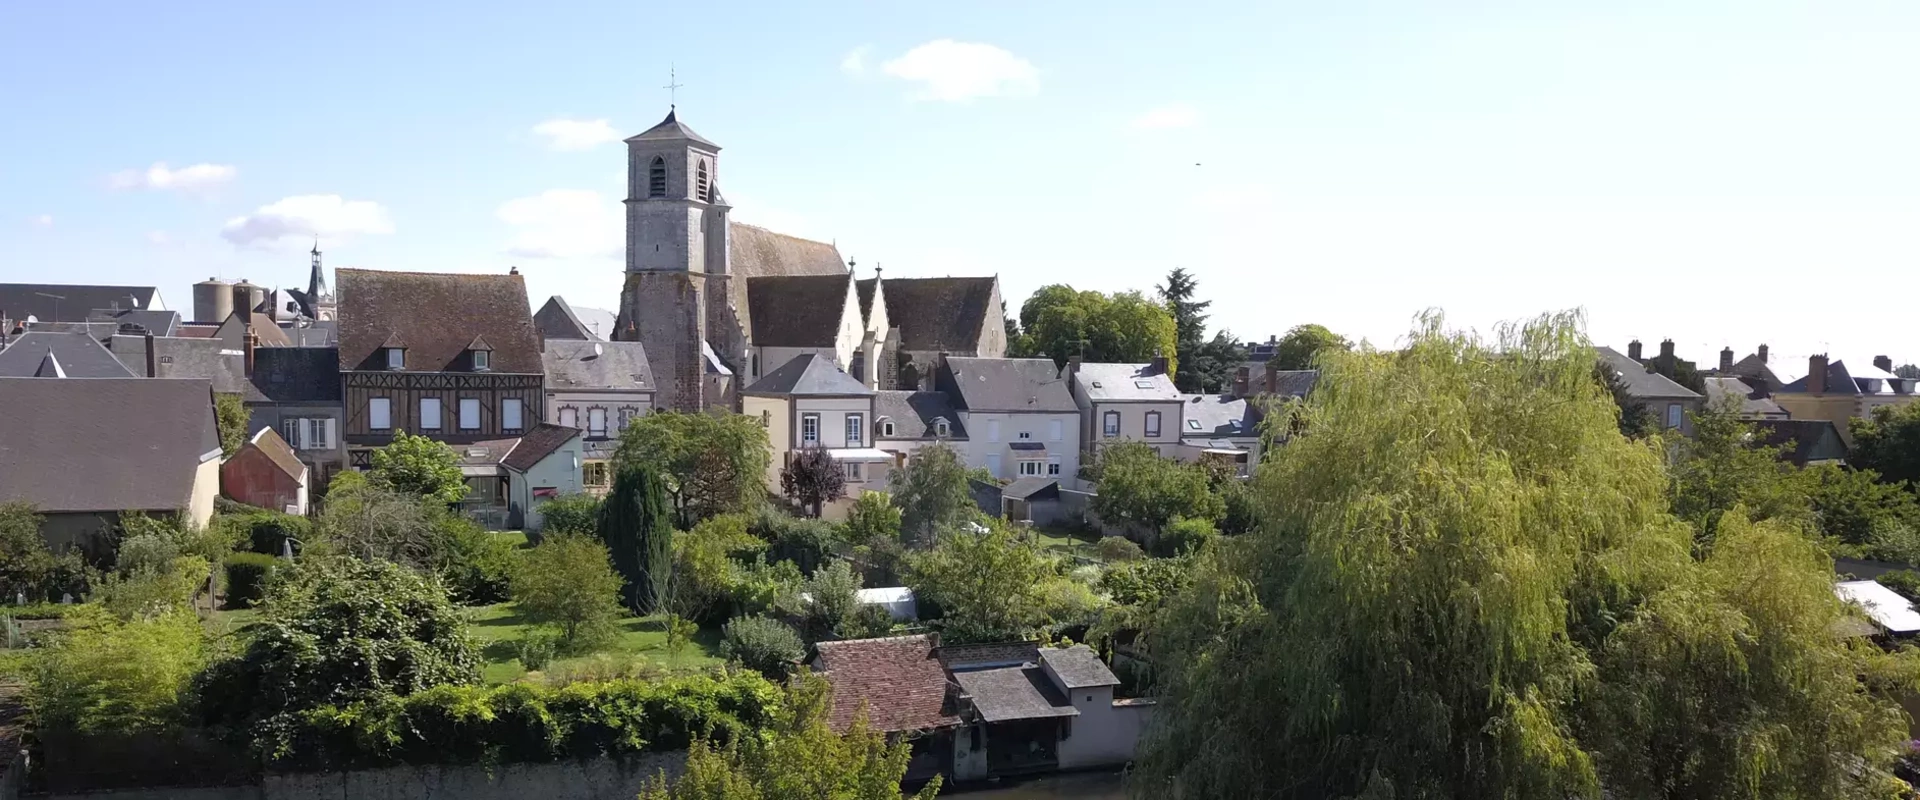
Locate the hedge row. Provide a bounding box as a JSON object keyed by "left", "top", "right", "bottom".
{"left": 257, "top": 671, "right": 781, "bottom": 771}
{"left": 222, "top": 553, "right": 279, "bottom": 608}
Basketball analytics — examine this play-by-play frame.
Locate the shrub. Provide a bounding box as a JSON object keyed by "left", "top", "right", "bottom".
{"left": 515, "top": 629, "right": 561, "bottom": 672}
{"left": 259, "top": 671, "right": 780, "bottom": 771}
{"left": 537, "top": 493, "right": 602, "bottom": 537}
{"left": 115, "top": 532, "right": 181, "bottom": 575}
{"left": 1154, "top": 517, "right": 1219, "bottom": 557}
{"left": 1095, "top": 536, "right": 1146, "bottom": 562}
{"left": 99, "top": 556, "right": 209, "bottom": 619}
{"left": 223, "top": 552, "right": 279, "bottom": 608}
{"left": 799, "top": 561, "right": 863, "bottom": 642}
{"left": 720, "top": 616, "right": 806, "bottom": 679}
{"left": 732, "top": 559, "right": 805, "bottom": 619}
{"left": 673, "top": 514, "right": 766, "bottom": 625}
{"left": 1219, "top": 482, "right": 1260, "bottom": 536}
{"left": 841, "top": 603, "right": 896, "bottom": 640}
{"left": 439, "top": 521, "right": 518, "bottom": 605}
{"left": 539, "top": 652, "right": 662, "bottom": 687}
{"left": 512, "top": 533, "right": 625, "bottom": 651}
{"left": 28, "top": 609, "right": 207, "bottom": 734}
{"left": 228, "top": 510, "right": 311, "bottom": 556}
{"left": 750, "top": 507, "right": 839, "bottom": 576}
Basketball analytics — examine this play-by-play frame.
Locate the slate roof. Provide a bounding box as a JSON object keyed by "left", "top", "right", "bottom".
{"left": 1702, "top": 377, "right": 1786, "bottom": 417}
{"left": 725, "top": 224, "right": 848, "bottom": 345}
{"left": 250, "top": 347, "right": 342, "bottom": 404}
{"left": 746, "top": 274, "right": 851, "bottom": 348}
{"left": 953, "top": 667, "right": 1078, "bottom": 723}
{"left": 502, "top": 423, "right": 581, "bottom": 473}
{"left": 543, "top": 340, "right": 654, "bottom": 393}
{"left": 1039, "top": 644, "right": 1120, "bottom": 689}
{"left": 96, "top": 309, "right": 180, "bottom": 336}
{"left": 1597, "top": 347, "right": 1702, "bottom": 400}
{"left": 1074, "top": 362, "right": 1179, "bottom": 402}
{"left": 624, "top": 108, "right": 719, "bottom": 149}
{"left": 745, "top": 353, "right": 872, "bottom": 396}
{"left": 109, "top": 335, "right": 262, "bottom": 401}
{"left": 1753, "top": 419, "right": 1851, "bottom": 466}
{"left": 0, "top": 283, "right": 159, "bottom": 323}
{"left": 0, "top": 378, "right": 219, "bottom": 513}
{"left": 32, "top": 352, "right": 63, "bottom": 378}
{"left": 1179, "top": 394, "right": 1261, "bottom": 439}
{"left": 245, "top": 427, "right": 308, "bottom": 481}
{"left": 0, "top": 332, "right": 135, "bottom": 378}
{"left": 854, "top": 277, "right": 999, "bottom": 352}
{"left": 812, "top": 635, "right": 960, "bottom": 733}
{"left": 939, "top": 357, "right": 1076, "bottom": 413}
{"left": 873, "top": 390, "right": 967, "bottom": 439}
{"left": 533, "top": 296, "right": 594, "bottom": 341}
{"left": 1243, "top": 365, "right": 1320, "bottom": 397}
{"left": 1001, "top": 477, "right": 1060, "bottom": 502}
{"left": 336, "top": 269, "right": 542, "bottom": 374}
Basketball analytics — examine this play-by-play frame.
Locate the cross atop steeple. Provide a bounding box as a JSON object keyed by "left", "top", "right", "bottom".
{"left": 663, "top": 65, "right": 684, "bottom": 110}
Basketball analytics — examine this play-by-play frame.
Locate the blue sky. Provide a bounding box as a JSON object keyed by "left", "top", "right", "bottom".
{"left": 5, "top": 1, "right": 1919, "bottom": 369}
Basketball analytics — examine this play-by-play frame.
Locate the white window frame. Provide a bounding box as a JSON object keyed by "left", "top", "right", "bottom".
{"left": 846, "top": 413, "right": 864, "bottom": 447}
{"left": 386, "top": 348, "right": 404, "bottom": 370}
{"left": 559, "top": 406, "right": 578, "bottom": 429}
{"left": 934, "top": 419, "right": 950, "bottom": 437}
{"left": 588, "top": 407, "right": 607, "bottom": 438}
{"left": 314, "top": 418, "right": 335, "bottom": 450}
{"left": 369, "top": 398, "right": 392, "bottom": 430}
{"left": 880, "top": 420, "right": 895, "bottom": 438}
{"left": 459, "top": 398, "right": 481, "bottom": 430}
{"left": 282, "top": 419, "right": 301, "bottom": 448}
{"left": 1145, "top": 411, "right": 1162, "bottom": 438}
{"left": 420, "top": 397, "right": 442, "bottom": 430}
{"left": 502, "top": 398, "right": 524, "bottom": 431}
{"left": 1103, "top": 410, "right": 1121, "bottom": 437}
{"left": 472, "top": 350, "right": 490, "bottom": 371}
{"left": 1019, "top": 459, "right": 1044, "bottom": 477}
{"left": 802, "top": 413, "right": 821, "bottom": 445}
{"left": 843, "top": 461, "right": 863, "bottom": 481}
{"left": 1666, "top": 403, "right": 1684, "bottom": 429}
{"left": 1047, "top": 457, "right": 1061, "bottom": 476}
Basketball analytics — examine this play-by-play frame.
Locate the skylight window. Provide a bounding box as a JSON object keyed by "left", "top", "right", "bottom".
{"left": 1134, "top": 380, "right": 1155, "bottom": 389}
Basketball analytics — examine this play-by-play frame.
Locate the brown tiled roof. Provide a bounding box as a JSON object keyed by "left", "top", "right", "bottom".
{"left": 725, "top": 224, "right": 847, "bottom": 343}
{"left": 746, "top": 274, "right": 851, "bottom": 348}
{"left": 336, "top": 269, "right": 541, "bottom": 374}
{"left": 857, "top": 277, "right": 999, "bottom": 352}
{"left": 812, "top": 635, "right": 959, "bottom": 733}
{"left": 503, "top": 423, "right": 580, "bottom": 472}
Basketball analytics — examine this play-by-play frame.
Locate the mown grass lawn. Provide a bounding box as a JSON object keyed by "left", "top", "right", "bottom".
{"left": 466, "top": 603, "right": 725, "bottom": 684}
{"left": 1031, "top": 526, "right": 1104, "bottom": 561}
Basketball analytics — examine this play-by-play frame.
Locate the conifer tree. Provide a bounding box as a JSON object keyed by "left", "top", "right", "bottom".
{"left": 599, "top": 463, "right": 675, "bottom": 613}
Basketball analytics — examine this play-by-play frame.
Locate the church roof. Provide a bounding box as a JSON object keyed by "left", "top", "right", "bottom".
{"left": 625, "top": 109, "right": 719, "bottom": 150}
{"left": 744, "top": 353, "right": 872, "bottom": 396}
{"left": 725, "top": 223, "right": 849, "bottom": 353}
{"left": 534, "top": 296, "right": 594, "bottom": 341}
{"left": 336, "top": 269, "right": 543, "bottom": 374}
{"left": 747, "top": 274, "right": 852, "bottom": 348}
{"left": 856, "top": 277, "right": 1000, "bottom": 353}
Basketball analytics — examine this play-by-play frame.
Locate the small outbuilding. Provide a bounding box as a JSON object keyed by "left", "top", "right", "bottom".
{"left": 220, "top": 427, "right": 310, "bottom": 515}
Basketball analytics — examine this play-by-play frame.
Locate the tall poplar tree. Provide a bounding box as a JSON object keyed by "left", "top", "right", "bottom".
{"left": 1134, "top": 312, "right": 1918, "bottom": 800}
{"left": 599, "top": 463, "right": 676, "bottom": 614}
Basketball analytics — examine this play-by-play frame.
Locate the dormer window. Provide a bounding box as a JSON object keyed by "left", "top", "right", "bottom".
{"left": 648, "top": 156, "right": 666, "bottom": 198}
{"left": 385, "top": 348, "right": 405, "bottom": 370}
{"left": 879, "top": 419, "right": 896, "bottom": 438}
{"left": 934, "top": 418, "right": 950, "bottom": 437}
{"left": 696, "top": 159, "right": 710, "bottom": 203}
{"left": 466, "top": 335, "right": 494, "bottom": 372}
{"left": 472, "top": 350, "right": 490, "bottom": 371}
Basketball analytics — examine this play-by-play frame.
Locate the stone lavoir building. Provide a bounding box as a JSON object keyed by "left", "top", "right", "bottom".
{"left": 614, "top": 108, "right": 1007, "bottom": 412}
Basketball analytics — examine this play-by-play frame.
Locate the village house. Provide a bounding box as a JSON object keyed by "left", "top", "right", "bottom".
{"left": 1772, "top": 354, "right": 1920, "bottom": 439}
{"left": 1176, "top": 393, "right": 1264, "bottom": 474}
{"left": 1598, "top": 344, "right": 1702, "bottom": 435}
{"left": 871, "top": 389, "right": 968, "bottom": 473}
{"left": 741, "top": 353, "right": 889, "bottom": 518}
{"left": 1069, "top": 358, "right": 1183, "bottom": 459}
{"left": 245, "top": 347, "right": 347, "bottom": 488}
{"left": 935, "top": 356, "right": 1081, "bottom": 483}
{"left": 446, "top": 423, "right": 586, "bottom": 530}
{"left": 220, "top": 427, "right": 310, "bottom": 515}
{"left": 334, "top": 268, "right": 545, "bottom": 468}
{"left": 0, "top": 282, "right": 166, "bottom": 327}
{"left": 0, "top": 378, "right": 221, "bottom": 554}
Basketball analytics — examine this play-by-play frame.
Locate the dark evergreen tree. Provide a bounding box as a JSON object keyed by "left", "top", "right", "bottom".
{"left": 599, "top": 463, "right": 676, "bottom": 613}
{"left": 1157, "top": 268, "right": 1212, "bottom": 392}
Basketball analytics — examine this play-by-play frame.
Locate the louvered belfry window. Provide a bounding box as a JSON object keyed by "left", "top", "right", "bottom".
{"left": 648, "top": 157, "right": 667, "bottom": 197}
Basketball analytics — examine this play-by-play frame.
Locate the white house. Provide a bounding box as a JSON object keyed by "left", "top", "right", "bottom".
{"left": 872, "top": 389, "right": 969, "bottom": 478}
{"left": 1069, "top": 359, "right": 1183, "bottom": 459}
{"left": 741, "top": 353, "right": 891, "bottom": 519}
{"left": 543, "top": 339, "right": 654, "bottom": 441}
{"left": 934, "top": 356, "right": 1082, "bottom": 483}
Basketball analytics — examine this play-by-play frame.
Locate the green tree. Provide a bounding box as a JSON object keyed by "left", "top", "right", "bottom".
{"left": 907, "top": 521, "right": 1054, "bottom": 643}
{"left": 780, "top": 447, "right": 847, "bottom": 518}
{"left": 1132, "top": 313, "right": 1918, "bottom": 800}
{"left": 1268, "top": 323, "right": 1349, "bottom": 370}
{"left": 512, "top": 532, "right": 625, "bottom": 650}
{"left": 842, "top": 491, "right": 902, "bottom": 545}
{"left": 599, "top": 463, "right": 676, "bottom": 613}
{"left": 719, "top": 615, "right": 806, "bottom": 679}
{"left": 1669, "top": 400, "right": 1808, "bottom": 551}
{"left": 1850, "top": 401, "right": 1920, "bottom": 487}
{"left": 887, "top": 443, "right": 979, "bottom": 548}
{"left": 369, "top": 429, "right": 469, "bottom": 504}
{"left": 1019, "top": 285, "right": 1179, "bottom": 371}
{"left": 1157, "top": 267, "right": 1212, "bottom": 392}
{"left": 214, "top": 392, "right": 250, "bottom": 457}
{"left": 617, "top": 411, "right": 772, "bottom": 527}
{"left": 0, "top": 501, "right": 57, "bottom": 601}
{"left": 29, "top": 608, "right": 207, "bottom": 734}
{"left": 196, "top": 559, "right": 479, "bottom": 734}
{"left": 312, "top": 482, "right": 442, "bottom": 567}
{"left": 1004, "top": 313, "right": 1036, "bottom": 358}
{"left": 537, "top": 492, "right": 602, "bottom": 536}
{"left": 638, "top": 675, "right": 941, "bottom": 800}
{"left": 1089, "top": 442, "right": 1224, "bottom": 532}
{"left": 1191, "top": 331, "right": 1249, "bottom": 395}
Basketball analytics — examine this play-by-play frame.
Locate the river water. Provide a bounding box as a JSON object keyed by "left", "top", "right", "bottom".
{"left": 941, "top": 771, "right": 1128, "bottom": 798}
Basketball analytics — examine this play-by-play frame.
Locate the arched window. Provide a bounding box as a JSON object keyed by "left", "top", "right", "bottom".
{"left": 648, "top": 157, "right": 666, "bottom": 198}
{"left": 696, "top": 159, "right": 710, "bottom": 202}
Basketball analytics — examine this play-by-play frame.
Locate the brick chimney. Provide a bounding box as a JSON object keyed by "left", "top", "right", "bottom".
{"left": 1147, "top": 350, "right": 1168, "bottom": 376}
{"left": 1875, "top": 355, "right": 1893, "bottom": 373}
{"left": 1659, "top": 339, "right": 1675, "bottom": 361}
{"left": 1808, "top": 355, "right": 1828, "bottom": 394}
{"left": 1627, "top": 340, "right": 1643, "bottom": 361}
{"left": 1265, "top": 359, "right": 1278, "bottom": 398}
{"left": 1233, "top": 365, "right": 1250, "bottom": 398}
{"left": 1757, "top": 344, "right": 1769, "bottom": 363}
{"left": 144, "top": 331, "right": 156, "bottom": 377}
{"left": 1719, "top": 347, "right": 1734, "bottom": 372}
{"left": 1066, "top": 353, "right": 1082, "bottom": 384}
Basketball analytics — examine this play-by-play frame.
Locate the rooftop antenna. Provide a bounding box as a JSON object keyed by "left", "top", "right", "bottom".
{"left": 664, "top": 65, "right": 684, "bottom": 110}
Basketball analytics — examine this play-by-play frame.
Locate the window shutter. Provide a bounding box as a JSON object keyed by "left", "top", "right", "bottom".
{"left": 321, "top": 418, "right": 336, "bottom": 449}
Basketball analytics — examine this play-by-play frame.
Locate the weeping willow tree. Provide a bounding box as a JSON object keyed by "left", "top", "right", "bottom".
{"left": 1132, "top": 312, "right": 1919, "bottom": 800}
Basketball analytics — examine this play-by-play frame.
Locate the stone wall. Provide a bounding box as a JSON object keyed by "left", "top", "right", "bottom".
{"left": 618, "top": 271, "right": 705, "bottom": 412}
{"left": 43, "top": 752, "right": 685, "bottom": 800}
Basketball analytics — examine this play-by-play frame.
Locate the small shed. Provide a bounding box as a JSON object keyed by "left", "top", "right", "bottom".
{"left": 1835, "top": 580, "right": 1920, "bottom": 636}
{"left": 221, "top": 427, "right": 310, "bottom": 515}
{"left": 1001, "top": 477, "right": 1065, "bottom": 525}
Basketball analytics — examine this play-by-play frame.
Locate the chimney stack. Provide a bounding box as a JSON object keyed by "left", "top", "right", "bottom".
{"left": 1265, "top": 359, "right": 1278, "bottom": 398}
{"left": 1808, "top": 355, "right": 1828, "bottom": 394}
{"left": 1233, "top": 365, "right": 1250, "bottom": 398}
{"left": 1875, "top": 355, "right": 1894, "bottom": 373}
{"left": 1719, "top": 347, "right": 1734, "bottom": 372}
{"left": 144, "top": 331, "right": 156, "bottom": 377}
{"left": 244, "top": 330, "right": 258, "bottom": 377}
{"left": 1067, "top": 354, "right": 1083, "bottom": 387}
{"left": 1757, "top": 344, "right": 1769, "bottom": 363}
{"left": 1148, "top": 350, "right": 1168, "bottom": 376}
{"left": 1628, "top": 340, "right": 1643, "bottom": 361}
{"left": 1659, "top": 339, "right": 1675, "bottom": 361}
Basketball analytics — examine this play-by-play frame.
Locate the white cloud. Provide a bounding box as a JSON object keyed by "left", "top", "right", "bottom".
{"left": 221, "top": 195, "right": 394, "bottom": 248}
{"left": 881, "top": 40, "right": 1039, "bottom": 102}
{"left": 109, "top": 162, "right": 237, "bottom": 192}
{"left": 496, "top": 189, "right": 621, "bottom": 259}
{"left": 27, "top": 214, "right": 52, "bottom": 228}
{"left": 840, "top": 45, "right": 871, "bottom": 76}
{"left": 533, "top": 119, "right": 622, "bottom": 151}
{"left": 1130, "top": 105, "right": 1201, "bottom": 130}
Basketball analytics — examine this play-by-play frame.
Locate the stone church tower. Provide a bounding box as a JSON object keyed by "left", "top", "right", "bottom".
{"left": 614, "top": 110, "right": 737, "bottom": 412}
